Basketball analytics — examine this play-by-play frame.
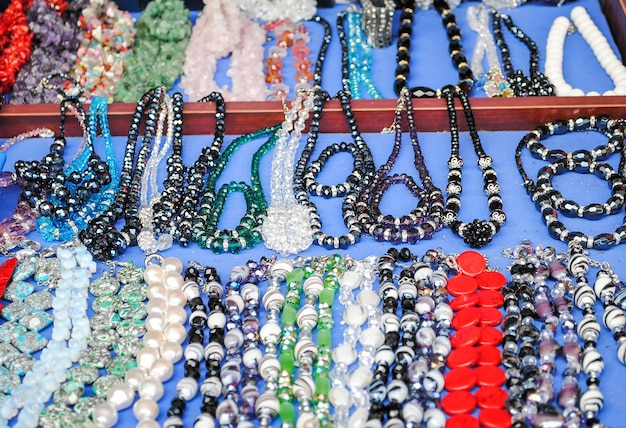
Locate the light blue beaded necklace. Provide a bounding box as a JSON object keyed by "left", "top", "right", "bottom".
{"left": 36, "top": 97, "right": 118, "bottom": 242}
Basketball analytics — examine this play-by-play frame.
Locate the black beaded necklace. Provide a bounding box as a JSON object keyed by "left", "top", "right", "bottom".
{"left": 79, "top": 86, "right": 167, "bottom": 260}
{"left": 441, "top": 85, "right": 506, "bottom": 248}
{"left": 355, "top": 87, "right": 444, "bottom": 244}
{"left": 172, "top": 91, "right": 226, "bottom": 247}
{"left": 14, "top": 74, "right": 111, "bottom": 228}
{"left": 394, "top": 0, "right": 475, "bottom": 98}
{"left": 491, "top": 9, "right": 555, "bottom": 97}
{"left": 515, "top": 115, "right": 626, "bottom": 250}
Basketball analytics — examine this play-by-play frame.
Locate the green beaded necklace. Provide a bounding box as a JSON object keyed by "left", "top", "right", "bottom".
{"left": 192, "top": 124, "right": 280, "bottom": 253}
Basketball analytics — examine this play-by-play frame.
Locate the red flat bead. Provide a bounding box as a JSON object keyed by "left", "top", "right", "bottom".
{"left": 476, "top": 271, "right": 507, "bottom": 291}
{"left": 447, "top": 347, "right": 479, "bottom": 368}
{"left": 479, "top": 408, "right": 512, "bottom": 428}
{"left": 455, "top": 250, "right": 486, "bottom": 277}
{"left": 442, "top": 390, "right": 477, "bottom": 415}
{"left": 476, "top": 365, "right": 506, "bottom": 387}
{"left": 450, "top": 293, "right": 479, "bottom": 311}
{"left": 447, "top": 274, "right": 478, "bottom": 297}
{"left": 450, "top": 325, "right": 481, "bottom": 349}
{"left": 446, "top": 413, "right": 479, "bottom": 428}
{"left": 478, "top": 307, "right": 502, "bottom": 326}
{"left": 444, "top": 367, "right": 477, "bottom": 391}
{"left": 479, "top": 326, "right": 503, "bottom": 346}
{"left": 451, "top": 307, "right": 481, "bottom": 330}
{"left": 476, "top": 345, "right": 502, "bottom": 366}
{"left": 476, "top": 386, "right": 508, "bottom": 409}
{"left": 477, "top": 289, "right": 504, "bottom": 308}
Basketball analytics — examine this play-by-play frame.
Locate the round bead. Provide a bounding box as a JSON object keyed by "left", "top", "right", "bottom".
{"left": 424, "top": 408, "right": 446, "bottom": 428}
{"left": 455, "top": 251, "right": 486, "bottom": 276}
{"left": 125, "top": 367, "right": 147, "bottom": 392}
{"left": 476, "top": 386, "right": 508, "bottom": 409}
{"left": 143, "top": 330, "right": 166, "bottom": 349}
{"left": 161, "top": 341, "right": 184, "bottom": 363}
{"left": 444, "top": 367, "right": 477, "bottom": 391}
{"left": 107, "top": 382, "right": 135, "bottom": 410}
{"left": 176, "top": 376, "right": 199, "bottom": 400}
{"left": 476, "top": 365, "right": 506, "bottom": 387}
{"left": 478, "top": 307, "right": 502, "bottom": 326}
{"left": 478, "top": 408, "right": 512, "bottom": 428}
{"left": 137, "top": 347, "right": 159, "bottom": 371}
{"left": 162, "top": 256, "right": 183, "bottom": 273}
{"left": 92, "top": 402, "right": 119, "bottom": 427}
{"left": 476, "top": 345, "right": 502, "bottom": 366}
{"left": 149, "top": 358, "right": 174, "bottom": 382}
{"left": 165, "top": 305, "right": 188, "bottom": 325}
{"left": 447, "top": 274, "right": 478, "bottom": 297}
{"left": 133, "top": 397, "right": 160, "bottom": 421}
{"left": 478, "top": 326, "right": 503, "bottom": 346}
{"left": 446, "top": 414, "right": 479, "bottom": 428}
{"left": 447, "top": 347, "right": 479, "bottom": 368}
{"left": 138, "top": 377, "right": 164, "bottom": 401}
{"left": 450, "top": 294, "right": 480, "bottom": 311}
{"left": 477, "top": 290, "right": 504, "bottom": 308}
{"left": 452, "top": 307, "right": 481, "bottom": 330}
{"left": 162, "top": 271, "right": 184, "bottom": 290}
{"left": 163, "top": 322, "right": 187, "bottom": 344}
{"left": 145, "top": 313, "right": 166, "bottom": 332}
{"left": 441, "top": 390, "right": 477, "bottom": 415}
{"left": 137, "top": 420, "right": 160, "bottom": 428}
{"left": 450, "top": 326, "right": 481, "bottom": 348}
{"left": 476, "top": 271, "right": 506, "bottom": 291}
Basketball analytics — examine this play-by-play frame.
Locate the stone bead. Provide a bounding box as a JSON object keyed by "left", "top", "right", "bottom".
{"left": 344, "top": 305, "right": 366, "bottom": 326}
{"left": 340, "top": 270, "right": 362, "bottom": 290}
{"left": 348, "top": 366, "right": 373, "bottom": 389}
{"left": 348, "top": 407, "right": 369, "bottom": 427}
{"left": 360, "top": 326, "right": 384, "bottom": 348}
{"left": 333, "top": 343, "right": 357, "bottom": 366}
{"left": 357, "top": 289, "right": 379, "bottom": 307}
{"left": 329, "top": 386, "right": 351, "bottom": 408}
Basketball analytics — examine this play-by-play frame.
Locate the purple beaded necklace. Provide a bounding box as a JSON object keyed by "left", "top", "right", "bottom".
{"left": 355, "top": 87, "right": 444, "bottom": 244}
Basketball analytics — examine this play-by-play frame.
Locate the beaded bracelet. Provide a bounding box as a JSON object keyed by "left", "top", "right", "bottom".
{"left": 515, "top": 116, "right": 626, "bottom": 250}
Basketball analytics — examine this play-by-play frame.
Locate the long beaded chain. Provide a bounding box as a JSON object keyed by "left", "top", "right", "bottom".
{"left": 38, "top": 260, "right": 147, "bottom": 427}
{"left": 261, "top": 89, "right": 317, "bottom": 256}
{"left": 441, "top": 85, "right": 506, "bottom": 248}
{"left": 255, "top": 257, "right": 288, "bottom": 428}
{"left": 329, "top": 255, "right": 380, "bottom": 427}
{"left": 192, "top": 125, "right": 280, "bottom": 254}
{"left": 466, "top": 4, "right": 513, "bottom": 98}
{"left": 515, "top": 115, "right": 626, "bottom": 250}
{"left": 394, "top": 0, "right": 475, "bottom": 98}
{"left": 355, "top": 87, "right": 444, "bottom": 244}
{"left": 163, "top": 263, "right": 207, "bottom": 427}
{"left": 0, "top": 0, "right": 33, "bottom": 97}
{"left": 36, "top": 96, "right": 118, "bottom": 242}
{"left": 172, "top": 92, "right": 225, "bottom": 247}
{"left": 79, "top": 86, "right": 166, "bottom": 261}
{"left": 491, "top": 9, "right": 555, "bottom": 97}
{"left": 337, "top": 6, "right": 383, "bottom": 99}
{"left": 137, "top": 92, "right": 177, "bottom": 254}
{"left": 14, "top": 76, "right": 113, "bottom": 240}
{"left": 194, "top": 267, "right": 226, "bottom": 427}
{"left": 90, "top": 255, "right": 186, "bottom": 428}
{"left": 545, "top": 6, "right": 626, "bottom": 97}
{"left": 0, "top": 243, "right": 95, "bottom": 428}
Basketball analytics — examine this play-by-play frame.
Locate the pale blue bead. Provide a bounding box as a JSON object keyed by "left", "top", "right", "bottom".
{"left": 60, "top": 258, "right": 77, "bottom": 270}
{"left": 56, "top": 247, "right": 73, "bottom": 260}
{"left": 17, "top": 406, "right": 38, "bottom": 427}
{"left": 0, "top": 397, "right": 16, "bottom": 419}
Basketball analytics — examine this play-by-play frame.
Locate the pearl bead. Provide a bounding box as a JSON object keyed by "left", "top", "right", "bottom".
{"left": 149, "top": 357, "right": 174, "bottom": 382}
{"left": 160, "top": 341, "right": 184, "bottom": 363}
{"left": 146, "top": 282, "right": 166, "bottom": 300}
{"left": 137, "top": 419, "right": 160, "bottom": 428}
{"left": 125, "top": 367, "right": 147, "bottom": 392}
{"left": 137, "top": 347, "right": 160, "bottom": 371}
{"left": 133, "top": 397, "right": 160, "bottom": 421}
{"left": 164, "top": 322, "right": 187, "bottom": 344}
{"left": 165, "top": 305, "right": 187, "bottom": 325}
{"left": 144, "top": 264, "right": 164, "bottom": 287}
{"left": 162, "top": 256, "right": 183, "bottom": 273}
{"left": 143, "top": 330, "right": 165, "bottom": 349}
{"left": 107, "top": 383, "right": 135, "bottom": 410}
{"left": 92, "top": 402, "right": 119, "bottom": 427}
{"left": 138, "top": 377, "right": 164, "bottom": 401}
{"left": 147, "top": 297, "right": 167, "bottom": 315}
{"left": 145, "top": 313, "right": 166, "bottom": 332}
{"left": 162, "top": 271, "right": 183, "bottom": 290}
{"left": 166, "top": 289, "right": 187, "bottom": 307}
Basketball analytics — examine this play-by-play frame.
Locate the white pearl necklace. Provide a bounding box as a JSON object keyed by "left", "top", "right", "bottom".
{"left": 545, "top": 6, "right": 626, "bottom": 97}
{"left": 90, "top": 255, "right": 187, "bottom": 428}
{"left": 0, "top": 243, "right": 94, "bottom": 428}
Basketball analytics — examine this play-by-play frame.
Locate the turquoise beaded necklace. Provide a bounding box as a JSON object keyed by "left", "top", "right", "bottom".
{"left": 192, "top": 124, "right": 280, "bottom": 254}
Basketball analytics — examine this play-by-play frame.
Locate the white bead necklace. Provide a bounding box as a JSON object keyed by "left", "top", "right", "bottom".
{"left": 90, "top": 255, "right": 187, "bottom": 428}
{"left": 0, "top": 243, "right": 94, "bottom": 428}
{"left": 330, "top": 256, "right": 383, "bottom": 428}
{"left": 545, "top": 5, "right": 626, "bottom": 97}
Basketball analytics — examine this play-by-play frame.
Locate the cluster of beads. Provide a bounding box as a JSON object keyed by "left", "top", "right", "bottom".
{"left": 0, "top": 0, "right": 33, "bottom": 96}
{"left": 114, "top": 0, "right": 191, "bottom": 103}
{"left": 264, "top": 19, "right": 313, "bottom": 101}
{"left": 70, "top": 0, "right": 136, "bottom": 101}
{"left": 0, "top": 243, "right": 95, "bottom": 427}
